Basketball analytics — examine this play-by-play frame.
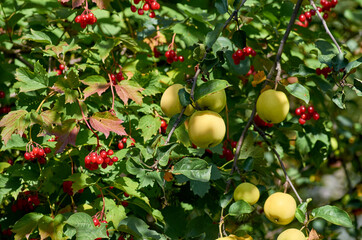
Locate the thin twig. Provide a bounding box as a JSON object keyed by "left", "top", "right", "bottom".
{"left": 165, "top": 108, "right": 186, "bottom": 145}
{"left": 309, "top": 0, "right": 342, "bottom": 54}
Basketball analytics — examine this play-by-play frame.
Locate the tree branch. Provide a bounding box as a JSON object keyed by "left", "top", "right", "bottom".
{"left": 309, "top": 0, "right": 342, "bottom": 54}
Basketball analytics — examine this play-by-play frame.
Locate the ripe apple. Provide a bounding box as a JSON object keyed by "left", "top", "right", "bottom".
{"left": 233, "top": 182, "right": 260, "bottom": 205}
{"left": 160, "top": 84, "right": 194, "bottom": 118}
{"left": 217, "top": 234, "right": 253, "bottom": 240}
{"left": 264, "top": 192, "right": 296, "bottom": 225}
{"left": 196, "top": 89, "right": 227, "bottom": 113}
{"left": 256, "top": 89, "right": 289, "bottom": 124}
{"left": 277, "top": 228, "right": 305, "bottom": 240}
{"left": 188, "top": 110, "right": 226, "bottom": 148}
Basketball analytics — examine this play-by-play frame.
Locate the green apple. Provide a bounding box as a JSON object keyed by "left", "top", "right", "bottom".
{"left": 256, "top": 89, "right": 289, "bottom": 124}
{"left": 196, "top": 89, "right": 226, "bottom": 113}
{"left": 217, "top": 234, "right": 253, "bottom": 240}
{"left": 188, "top": 110, "right": 226, "bottom": 148}
{"left": 277, "top": 228, "right": 305, "bottom": 240}
{"left": 233, "top": 182, "right": 260, "bottom": 205}
{"left": 264, "top": 192, "right": 296, "bottom": 225}
{"left": 160, "top": 84, "right": 194, "bottom": 118}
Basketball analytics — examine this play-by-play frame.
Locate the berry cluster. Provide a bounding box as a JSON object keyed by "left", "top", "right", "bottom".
{"left": 295, "top": 105, "right": 320, "bottom": 125}
{"left": 130, "top": 0, "right": 160, "bottom": 18}
{"left": 297, "top": 0, "right": 339, "bottom": 27}
{"left": 232, "top": 46, "right": 257, "bottom": 65}
{"left": 164, "top": 49, "right": 184, "bottom": 64}
{"left": 62, "top": 181, "right": 84, "bottom": 196}
{"left": 75, "top": 12, "right": 97, "bottom": 28}
{"left": 118, "top": 136, "right": 136, "bottom": 150}
{"left": 11, "top": 191, "right": 40, "bottom": 213}
{"left": 48, "top": 136, "right": 58, "bottom": 142}
{"left": 93, "top": 218, "right": 109, "bottom": 239}
{"left": 0, "top": 90, "right": 11, "bottom": 115}
{"left": 55, "top": 63, "right": 65, "bottom": 76}
{"left": 110, "top": 67, "right": 125, "bottom": 85}
{"left": 160, "top": 119, "right": 168, "bottom": 134}
{"left": 254, "top": 114, "right": 273, "bottom": 128}
{"left": 220, "top": 139, "right": 238, "bottom": 161}
{"left": 118, "top": 235, "right": 134, "bottom": 240}
{"left": 1, "top": 228, "right": 12, "bottom": 237}
{"left": 84, "top": 149, "right": 118, "bottom": 170}
{"left": 24, "top": 145, "right": 52, "bottom": 164}
{"left": 153, "top": 47, "right": 161, "bottom": 58}
{"left": 316, "top": 66, "right": 332, "bottom": 78}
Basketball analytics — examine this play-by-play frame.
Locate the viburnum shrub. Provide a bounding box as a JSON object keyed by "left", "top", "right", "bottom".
{"left": 0, "top": 0, "right": 361, "bottom": 239}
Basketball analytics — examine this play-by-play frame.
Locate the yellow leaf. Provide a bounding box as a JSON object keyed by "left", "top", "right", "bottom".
{"left": 254, "top": 71, "right": 266, "bottom": 83}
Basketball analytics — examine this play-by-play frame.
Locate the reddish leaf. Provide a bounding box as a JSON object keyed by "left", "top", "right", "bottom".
{"left": 51, "top": 119, "right": 79, "bottom": 153}
{"left": 80, "top": 75, "right": 109, "bottom": 99}
{"left": 0, "top": 110, "right": 29, "bottom": 144}
{"left": 89, "top": 112, "right": 127, "bottom": 138}
{"left": 308, "top": 229, "right": 320, "bottom": 240}
{"left": 114, "top": 80, "right": 144, "bottom": 105}
{"left": 92, "top": 0, "right": 111, "bottom": 9}
{"left": 72, "top": 0, "right": 85, "bottom": 8}
{"left": 40, "top": 110, "right": 62, "bottom": 126}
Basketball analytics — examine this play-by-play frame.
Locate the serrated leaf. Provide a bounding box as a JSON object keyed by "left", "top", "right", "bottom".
{"left": 0, "top": 162, "right": 11, "bottom": 173}
{"left": 345, "top": 56, "right": 362, "bottom": 73}
{"left": 285, "top": 83, "right": 310, "bottom": 104}
{"left": 194, "top": 80, "right": 230, "bottom": 101}
{"left": 118, "top": 216, "right": 162, "bottom": 239}
{"left": 92, "top": 39, "right": 121, "bottom": 62}
{"left": 92, "top": 0, "right": 111, "bottom": 9}
{"left": 12, "top": 212, "right": 44, "bottom": 240}
{"left": 102, "top": 198, "right": 126, "bottom": 228}
{"left": 205, "top": 23, "right": 224, "bottom": 48}
{"left": 66, "top": 212, "right": 108, "bottom": 240}
{"left": 89, "top": 111, "right": 127, "bottom": 138}
{"left": 173, "top": 158, "right": 212, "bottom": 182}
{"left": 229, "top": 200, "right": 253, "bottom": 217}
{"left": 311, "top": 205, "right": 353, "bottom": 228}
{"left": 115, "top": 80, "right": 144, "bottom": 105}
{"left": 190, "top": 180, "right": 210, "bottom": 197}
{"left": 38, "top": 214, "right": 66, "bottom": 240}
{"left": 112, "top": 177, "right": 150, "bottom": 206}
{"left": 23, "top": 29, "right": 52, "bottom": 44}
{"left": 332, "top": 91, "right": 345, "bottom": 109}
{"left": 72, "top": 0, "right": 85, "bottom": 8}
{"left": 50, "top": 119, "right": 79, "bottom": 153}
{"left": 156, "top": 144, "right": 178, "bottom": 167}
{"left": 296, "top": 201, "right": 309, "bottom": 224}
{"left": 80, "top": 75, "right": 109, "bottom": 99}
{"left": 138, "top": 115, "right": 161, "bottom": 142}
{"left": 40, "top": 110, "right": 62, "bottom": 126}
{"left": 231, "top": 30, "right": 247, "bottom": 49}
{"left": 290, "top": 64, "right": 316, "bottom": 77}
{"left": 0, "top": 110, "right": 29, "bottom": 145}
{"left": 66, "top": 173, "right": 93, "bottom": 193}
{"left": 15, "top": 62, "right": 48, "bottom": 92}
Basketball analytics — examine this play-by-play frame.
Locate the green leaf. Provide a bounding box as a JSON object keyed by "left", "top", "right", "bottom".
{"left": 285, "top": 83, "right": 310, "bottom": 104}
{"left": 118, "top": 216, "right": 163, "bottom": 239}
{"left": 38, "top": 214, "right": 66, "bottom": 240}
{"left": 12, "top": 212, "right": 44, "bottom": 240}
{"left": 194, "top": 80, "right": 230, "bottom": 101}
{"left": 173, "top": 158, "right": 212, "bottom": 182}
{"left": 66, "top": 212, "right": 108, "bottom": 240}
{"left": 92, "top": 38, "right": 121, "bottom": 62}
{"left": 157, "top": 144, "right": 178, "bottom": 167}
{"left": 138, "top": 115, "right": 161, "bottom": 142}
{"left": 0, "top": 162, "right": 11, "bottom": 173}
{"left": 231, "top": 30, "right": 247, "bottom": 49}
{"left": 66, "top": 173, "right": 94, "bottom": 194}
{"left": 193, "top": 44, "right": 207, "bottom": 62}
{"left": 205, "top": 23, "right": 224, "bottom": 49}
{"left": 289, "top": 64, "right": 316, "bottom": 77}
{"left": 224, "top": 50, "right": 250, "bottom": 75}
{"left": 23, "top": 29, "right": 52, "bottom": 44}
{"left": 190, "top": 180, "right": 210, "bottom": 197}
{"left": 332, "top": 91, "right": 345, "bottom": 109}
{"left": 242, "top": 157, "right": 254, "bottom": 172}
{"left": 295, "top": 199, "right": 311, "bottom": 224}
{"left": 345, "top": 56, "right": 362, "bottom": 73}
{"left": 311, "top": 205, "right": 353, "bottom": 228}
{"left": 229, "top": 200, "right": 253, "bottom": 217}
{"left": 80, "top": 75, "right": 109, "bottom": 99}
{"left": 178, "top": 88, "right": 191, "bottom": 107}
{"left": 0, "top": 109, "right": 29, "bottom": 145}
{"left": 14, "top": 61, "right": 48, "bottom": 92}
{"left": 353, "top": 78, "right": 362, "bottom": 93}
{"left": 215, "top": 0, "right": 228, "bottom": 14}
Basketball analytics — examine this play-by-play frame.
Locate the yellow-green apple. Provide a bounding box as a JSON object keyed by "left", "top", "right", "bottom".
{"left": 233, "top": 182, "right": 260, "bottom": 205}
{"left": 256, "top": 89, "right": 289, "bottom": 124}
{"left": 188, "top": 110, "right": 226, "bottom": 148}
{"left": 196, "top": 89, "right": 226, "bottom": 113}
{"left": 277, "top": 228, "right": 305, "bottom": 240}
{"left": 264, "top": 192, "right": 296, "bottom": 225}
{"left": 160, "top": 84, "right": 194, "bottom": 117}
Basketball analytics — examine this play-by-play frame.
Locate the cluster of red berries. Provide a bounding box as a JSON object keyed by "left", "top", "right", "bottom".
{"left": 110, "top": 67, "right": 125, "bottom": 85}
{"left": 295, "top": 105, "right": 320, "bottom": 125}
{"left": 297, "top": 0, "right": 339, "bottom": 27}
{"left": 48, "top": 136, "right": 58, "bottom": 142}
{"left": 24, "top": 145, "right": 52, "bottom": 164}
{"left": 316, "top": 66, "right": 332, "bottom": 78}
{"left": 118, "top": 136, "right": 136, "bottom": 150}
{"left": 62, "top": 181, "right": 84, "bottom": 196}
{"left": 55, "top": 63, "right": 65, "bottom": 76}
{"left": 93, "top": 218, "right": 109, "bottom": 239}
{"left": 11, "top": 191, "right": 40, "bottom": 213}
{"left": 254, "top": 114, "right": 273, "bottom": 128}
{"left": 164, "top": 49, "right": 185, "bottom": 64}
{"left": 130, "top": 0, "right": 160, "bottom": 18}
{"left": 160, "top": 119, "right": 168, "bottom": 134}
{"left": 1, "top": 228, "right": 12, "bottom": 237}
{"left": 84, "top": 149, "right": 118, "bottom": 170}
{"left": 220, "top": 139, "right": 238, "bottom": 161}
{"left": 232, "top": 46, "right": 257, "bottom": 65}
{"left": 246, "top": 65, "right": 257, "bottom": 77}
{"left": 75, "top": 12, "right": 97, "bottom": 28}
{"left": 153, "top": 47, "right": 161, "bottom": 58}
{"left": 118, "top": 235, "right": 134, "bottom": 240}
{"left": 0, "top": 90, "right": 11, "bottom": 115}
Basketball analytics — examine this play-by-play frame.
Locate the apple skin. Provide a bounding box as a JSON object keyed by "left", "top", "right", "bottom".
{"left": 217, "top": 234, "right": 253, "bottom": 240}
{"left": 160, "top": 84, "right": 195, "bottom": 118}
{"left": 233, "top": 182, "right": 260, "bottom": 205}
{"left": 196, "top": 89, "right": 227, "bottom": 113}
{"left": 264, "top": 192, "right": 296, "bottom": 225}
{"left": 277, "top": 228, "right": 305, "bottom": 240}
{"left": 188, "top": 110, "right": 226, "bottom": 148}
{"left": 256, "top": 89, "right": 289, "bottom": 124}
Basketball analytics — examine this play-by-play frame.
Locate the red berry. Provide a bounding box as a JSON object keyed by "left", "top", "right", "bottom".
{"left": 85, "top": 156, "right": 91, "bottom": 164}
{"left": 301, "top": 113, "right": 307, "bottom": 120}
{"left": 173, "top": 55, "right": 179, "bottom": 62}
{"left": 122, "top": 137, "right": 128, "bottom": 143}
{"left": 0, "top": 90, "right": 5, "bottom": 98}
{"left": 169, "top": 50, "right": 175, "bottom": 58}
{"left": 245, "top": 47, "right": 252, "bottom": 55}
{"left": 118, "top": 142, "right": 124, "bottom": 150}
{"left": 313, "top": 112, "right": 320, "bottom": 120}
{"left": 231, "top": 141, "right": 237, "bottom": 148}
{"left": 149, "top": 11, "right": 156, "bottom": 18}
{"left": 24, "top": 152, "right": 31, "bottom": 160}
{"left": 317, "top": 7, "right": 322, "bottom": 12}
{"left": 32, "top": 147, "right": 39, "bottom": 155}
{"left": 124, "top": 192, "right": 130, "bottom": 197}
{"left": 75, "top": 15, "right": 81, "bottom": 23}
{"left": 116, "top": 72, "right": 123, "bottom": 81}
{"left": 44, "top": 147, "right": 51, "bottom": 154}
{"left": 331, "top": 0, "right": 338, "bottom": 7}
{"left": 131, "top": 5, "right": 137, "bottom": 12}
{"left": 59, "top": 64, "right": 65, "bottom": 71}
{"left": 299, "top": 118, "right": 306, "bottom": 125}
{"left": 233, "top": 58, "right": 240, "bottom": 65}
{"left": 56, "top": 69, "right": 62, "bottom": 76}
{"left": 143, "top": 3, "right": 150, "bottom": 11}
{"left": 91, "top": 155, "right": 97, "bottom": 163}
{"left": 7, "top": 159, "right": 13, "bottom": 165}
{"left": 161, "top": 119, "right": 167, "bottom": 128}
{"left": 96, "top": 156, "right": 103, "bottom": 164}
{"left": 300, "top": 106, "right": 306, "bottom": 113}
{"left": 236, "top": 49, "right": 244, "bottom": 58}
{"left": 323, "top": 13, "right": 328, "bottom": 20}
{"left": 130, "top": 138, "right": 135, "bottom": 146}
{"left": 138, "top": 9, "right": 144, "bottom": 15}
{"left": 310, "top": 9, "right": 316, "bottom": 16}
{"left": 121, "top": 201, "right": 128, "bottom": 207}
{"left": 295, "top": 107, "right": 302, "bottom": 115}
{"left": 112, "top": 156, "right": 118, "bottom": 162}
{"left": 316, "top": 68, "right": 322, "bottom": 75}
{"left": 134, "top": 0, "right": 140, "bottom": 4}
{"left": 101, "top": 162, "right": 108, "bottom": 169}
{"left": 107, "top": 149, "right": 114, "bottom": 156}
{"left": 164, "top": 51, "right": 170, "bottom": 58}
{"left": 299, "top": 13, "right": 306, "bottom": 22}
{"left": 305, "top": 11, "right": 312, "bottom": 21}
{"left": 151, "top": 2, "right": 160, "bottom": 10}
{"left": 38, "top": 148, "right": 45, "bottom": 157}
{"left": 178, "top": 55, "right": 184, "bottom": 62}
{"left": 93, "top": 218, "right": 100, "bottom": 226}
{"left": 78, "top": 189, "right": 84, "bottom": 194}
{"left": 110, "top": 74, "right": 116, "bottom": 81}
{"left": 308, "top": 106, "right": 315, "bottom": 114}
{"left": 250, "top": 49, "right": 257, "bottom": 57}
{"left": 100, "top": 150, "right": 107, "bottom": 158}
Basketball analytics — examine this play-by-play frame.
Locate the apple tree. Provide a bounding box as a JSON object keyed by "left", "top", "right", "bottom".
{"left": 0, "top": 0, "right": 361, "bottom": 239}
